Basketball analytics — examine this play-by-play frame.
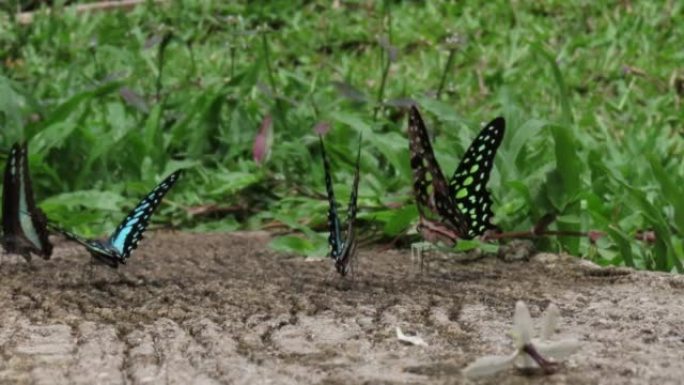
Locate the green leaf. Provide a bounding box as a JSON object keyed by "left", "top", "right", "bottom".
{"left": 533, "top": 45, "right": 572, "bottom": 125}
{"left": 376, "top": 204, "right": 417, "bottom": 236}
{"left": 453, "top": 239, "right": 499, "bottom": 253}
{"left": 40, "top": 190, "right": 127, "bottom": 212}
{"left": 648, "top": 155, "right": 684, "bottom": 234}
{"left": 269, "top": 235, "right": 327, "bottom": 257}
{"left": 606, "top": 225, "right": 635, "bottom": 268}
{"left": 623, "top": 182, "right": 683, "bottom": 272}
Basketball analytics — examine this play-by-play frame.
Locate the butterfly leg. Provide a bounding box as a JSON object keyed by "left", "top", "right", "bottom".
{"left": 411, "top": 241, "right": 435, "bottom": 274}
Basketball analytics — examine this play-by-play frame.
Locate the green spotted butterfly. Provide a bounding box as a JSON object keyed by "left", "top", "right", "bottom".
{"left": 408, "top": 105, "right": 504, "bottom": 245}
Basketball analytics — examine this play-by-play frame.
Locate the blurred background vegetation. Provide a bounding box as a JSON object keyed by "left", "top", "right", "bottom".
{"left": 0, "top": 0, "right": 682, "bottom": 271}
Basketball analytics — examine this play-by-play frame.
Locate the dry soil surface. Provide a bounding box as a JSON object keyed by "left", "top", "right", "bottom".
{"left": 0, "top": 231, "right": 682, "bottom": 385}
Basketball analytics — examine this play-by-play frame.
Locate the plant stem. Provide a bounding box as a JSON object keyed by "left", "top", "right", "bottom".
{"left": 374, "top": 56, "right": 391, "bottom": 119}
{"left": 522, "top": 344, "right": 558, "bottom": 375}
{"left": 230, "top": 45, "right": 236, "bottom": 79}
{"left": 156, "top": 33, "right": 172, "bottom": 102}
{"left": 261, "top": 32, "right": 288, "bottom": 131}
{"left": 436, "top": 49, "right": 456, "bottom": 100}
{"left": 374, "top": 1, "right": 393, "bottom": 120}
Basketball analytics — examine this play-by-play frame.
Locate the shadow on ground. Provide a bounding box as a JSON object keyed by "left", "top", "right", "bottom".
{"left": 0, "top": 231, "right": 682, "bottom": 384}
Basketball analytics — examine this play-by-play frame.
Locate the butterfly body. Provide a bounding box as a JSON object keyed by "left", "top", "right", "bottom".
{"left": 53, "top": 170, "right": 182, "bottom": 268}
{"left": 82, "top": 238, "right": 123, "bottom": 268}
{"left": 416, "top": 216, "right": 462, "bottom": 247}
{"left": 408, "top": 106, "right": 504, "bottom": 246}
{"left": 332, "top": 218, "right": 358, "bottom": 276}
{"left": 320, "top": 136, "right": 361, "bottom": 277}
{"left": 1, "top": 142, "right": 52, "bottom": 260}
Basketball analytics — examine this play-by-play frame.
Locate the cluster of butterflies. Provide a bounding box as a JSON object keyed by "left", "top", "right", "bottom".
{"left": 1, "top": 104, "right": 501, "bottom": 276}
{"left": 0, "top": 142, "right": 181, "bottom": 268}
{"left": 321, "top": 105, "right": 504, "bottom": 276}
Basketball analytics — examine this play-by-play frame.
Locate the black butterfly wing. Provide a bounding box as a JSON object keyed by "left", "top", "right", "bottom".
{"left": 449, "top": 117, "right": 505, "bottom": 238}
{"left": 48, "top": 222, "right": 120, "bottom": 267}
{"left": 335, "top": 137, "right": 361, "bottom": 276}
{"left": 48, "top": 223, "right": 98, "bottom": 251}
{"left": 2, "top": 143, "right": 22, "bottom": 252}
{"left": 408, "top": 106, "right": 469, "bottom": 237}
{"left": 1, "top": 143, "right": 52, "bottom": 258}
{"left": 319, "top": 136, "right": 343, "bottom": 259}
{"left": 19, "top": 142, "right": 52, "bottom": 258}
{"left": 108, "top": 170, "right": 182, "bottom": 261}
{"left": 345, "top": 137, "right": 361, "bottom": 233}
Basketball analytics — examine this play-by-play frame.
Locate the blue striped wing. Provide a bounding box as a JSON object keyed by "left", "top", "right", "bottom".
{"left": 108, "top": 170, "right": 182, "bottom": 259}
{"left": 2, "top": 142, "right": 52, "bottom": 259}
{"left": 49, "top": 223, "right": 118, "bottom": 260}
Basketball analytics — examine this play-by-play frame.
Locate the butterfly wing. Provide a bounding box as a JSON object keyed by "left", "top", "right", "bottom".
{"left": 449, "top": 117, "right": 505, "bottom": 238}
{"left": 1, "top": 143, "right": 52, "bottom": 258}
{"left": 2, "top": 143, "right": 22, "bottom": 251}
{"left": 408, "top": 106, "right": 469, "bottom": 237}
{"left": 319, "top": 136, "right": 344, "bottom": 259}
{"left": 18, "top": 143, "right": 52, "bottom": 258}
{"left": 345, "top": 137, "right": 361, "bottom": 234}
{"left": 108, "top": 170, "right": 182, "bottom": 260}
{"left": 335, "top": 137, "right": 362, "bottom": 276}
{"left": 48, "top": 222, "right": 120, "bottom": 267}
{"left": 48, "top": 223, "right": 98, "bottom": 251}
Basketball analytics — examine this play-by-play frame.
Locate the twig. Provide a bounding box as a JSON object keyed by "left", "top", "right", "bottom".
{"left": 16, "top": 0, "right": 167, "bottom": 25}
{"left": 486, "top": 229, "right": 600, "bottom": 241}
{"left": 487, "top": 228, "right": 656, "bottom": 245}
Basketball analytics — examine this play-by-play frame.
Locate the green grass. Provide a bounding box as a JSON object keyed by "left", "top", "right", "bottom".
{"left": 0, "top": 0, "right": 683, "bottom": 271}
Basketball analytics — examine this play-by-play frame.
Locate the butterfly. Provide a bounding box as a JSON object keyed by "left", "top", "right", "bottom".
{"left": 51, "top": 170, "right": 182, "bottom": 268}
{"left": 1, "top": 142, "right": 53, "bottom": 260}
{"left": 319, "top": 135, "right": 361, "bottom": 276}
{"left": 408, "top": 105, "right": 504, "bottom": 246}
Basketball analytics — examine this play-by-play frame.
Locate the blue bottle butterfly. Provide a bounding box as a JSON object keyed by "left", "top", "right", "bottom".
{"left": 408, "top": 106, "right": 504, "bottom": 245}
{"left": 319, "top": 135, "right": 361, "bottom": 276}
{"left": 51, "top": 170, "right": 182, "bottom": 268}
{"left": 1, "top": 142, "right": 53, "bottom": 260}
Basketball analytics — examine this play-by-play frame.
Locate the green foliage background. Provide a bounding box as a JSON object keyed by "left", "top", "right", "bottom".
{"left": 0, "top": 1, "right": 683, "bottom": 271}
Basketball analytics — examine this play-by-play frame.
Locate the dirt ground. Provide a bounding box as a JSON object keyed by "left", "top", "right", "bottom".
{"left": 0, "top": 231, "right": 682, "bottom": 385}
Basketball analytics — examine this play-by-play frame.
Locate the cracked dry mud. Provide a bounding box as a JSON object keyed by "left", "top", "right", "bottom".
{"left": 0, "top": 232, "right": 683, "bottom": 385}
